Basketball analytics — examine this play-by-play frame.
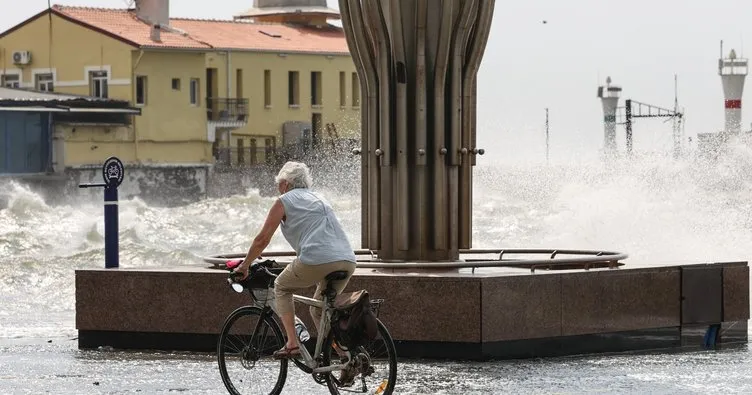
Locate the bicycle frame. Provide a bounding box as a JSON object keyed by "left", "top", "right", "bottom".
{"left": 255, "top": 286, "right": 349, "bottom": 374}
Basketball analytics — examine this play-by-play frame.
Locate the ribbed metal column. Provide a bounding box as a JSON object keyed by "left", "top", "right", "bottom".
{"left": 341, "top": 0, "right": 494, "bottom": 261}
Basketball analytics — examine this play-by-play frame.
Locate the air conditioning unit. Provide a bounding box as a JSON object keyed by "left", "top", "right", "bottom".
{"left": 12, "top": 51, "right": 31, "bottom": 65}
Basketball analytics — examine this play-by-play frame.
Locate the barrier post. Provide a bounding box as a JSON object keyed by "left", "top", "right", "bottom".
{"left": 78, "top": 157, "right": 125, "bottom": 269}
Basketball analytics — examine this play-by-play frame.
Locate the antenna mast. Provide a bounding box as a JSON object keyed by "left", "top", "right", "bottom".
{"left": 545, "top": 108, "right": 550, "bottom": 164}
{"left": 673, "top": 74, "right": 681, "bottom": 158}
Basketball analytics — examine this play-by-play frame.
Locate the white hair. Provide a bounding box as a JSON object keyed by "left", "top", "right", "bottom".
{"left": 274, "top": 161, "right": 312, "bottom": 189}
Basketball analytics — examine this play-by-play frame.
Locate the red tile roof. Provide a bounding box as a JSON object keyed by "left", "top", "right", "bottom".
{"left": 52, "top": 6, "right": 209, "bottom": 49}
{"left": 170, "top": 18, "right": 349, "bottom": 54}
{"left": 38, "top": 5, "right": 350, "bottom": 54}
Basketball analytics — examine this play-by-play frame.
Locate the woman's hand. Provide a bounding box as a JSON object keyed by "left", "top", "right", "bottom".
{"left": 233, "top": 261, "right": 250, "bottom": 281}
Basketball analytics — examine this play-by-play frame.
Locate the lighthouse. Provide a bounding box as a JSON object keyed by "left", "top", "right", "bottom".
{"left": 719, "top": 48, "right": 748, "bottom": 135}
{"left": 597, "top": 76, "right": 622, "bottom": 155}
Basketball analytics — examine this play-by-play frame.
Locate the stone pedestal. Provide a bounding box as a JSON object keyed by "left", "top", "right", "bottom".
{"left": 75, "top": 260, "right": 749, "bottom": 360}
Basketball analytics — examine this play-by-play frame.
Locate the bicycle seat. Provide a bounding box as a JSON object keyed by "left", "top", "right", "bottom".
{"left": 325, "top": 270, "right": 349, "bottom": 282}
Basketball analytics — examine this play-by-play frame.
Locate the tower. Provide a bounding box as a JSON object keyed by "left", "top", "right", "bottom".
{"left": 597, "top": 76, "right": 622, "bottom": 154}
{"left": 341, "top": 0, "right": 494, "bottom": 261}
{"left": 719, "top": 47, "right": 748, "bottom": 135}
{"left": 234, "top": 0, "right": 340, "bottom": 26}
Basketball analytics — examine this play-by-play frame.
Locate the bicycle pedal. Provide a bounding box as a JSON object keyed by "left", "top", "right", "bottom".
{"left": 337, "top": 366, "right": 358, "bottom": 388}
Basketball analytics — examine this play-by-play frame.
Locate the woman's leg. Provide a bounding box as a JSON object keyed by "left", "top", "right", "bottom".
{"left": 273, "top": 259, "right": 318, "bottom": 353}
{"left": 308, "top": 260, "right": 357, "bottom": 330}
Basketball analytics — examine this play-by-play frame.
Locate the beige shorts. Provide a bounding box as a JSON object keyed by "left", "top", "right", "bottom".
{"left": 273, "top": 259, "right": 356, "bottom": 320}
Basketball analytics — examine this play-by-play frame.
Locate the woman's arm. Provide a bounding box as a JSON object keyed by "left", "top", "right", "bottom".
{"left": 238, "top": 199, "right": 285, "bottom": 272}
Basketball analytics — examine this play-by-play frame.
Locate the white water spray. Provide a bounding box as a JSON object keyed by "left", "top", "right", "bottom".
{"left": 1, "top": 143, "right": 752, "bottom": 339}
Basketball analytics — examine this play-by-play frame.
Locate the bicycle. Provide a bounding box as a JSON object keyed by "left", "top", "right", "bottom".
{"left": 217, "top": 259, "right": 398, "bottom": 395}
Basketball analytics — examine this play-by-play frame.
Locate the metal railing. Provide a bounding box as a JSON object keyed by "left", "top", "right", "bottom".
{"left": 212, "top": 140, "right": 361, "bottom": 169}
{"left": 206, "top": 98, "right": 249, "bottom": 122}
{"left": 213, "top": 146, "right": 278, "bottom": 168}
{"left": 204, "top": 248, "right": 629, "bottom": 273}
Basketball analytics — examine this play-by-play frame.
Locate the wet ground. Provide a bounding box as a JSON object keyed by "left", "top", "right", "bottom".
{"left": 2, "top": 337, "right": 752, "bottom": 394}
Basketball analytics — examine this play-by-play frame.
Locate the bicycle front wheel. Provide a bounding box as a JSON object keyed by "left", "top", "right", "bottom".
{"left": 323, "top": 318, "right": 398, "bottom": 395}
{"left": 217, "top": 306, "right": 288, "bottom": 395}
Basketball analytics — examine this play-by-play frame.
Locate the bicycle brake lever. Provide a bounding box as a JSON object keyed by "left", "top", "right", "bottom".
{"left": 228, "top": 271, "right": 244, "bottom": 282}
{"left": 261, "top": 266, "right": 278, "bottom": 278}
{"left": 258, "top": 259, "right": 277, "bottom": 268}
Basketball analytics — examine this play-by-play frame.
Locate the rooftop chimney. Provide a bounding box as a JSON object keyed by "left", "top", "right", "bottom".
{"left": 150, "top": 24, "right": 162, "bottom": 42}
{"left": 135, "top": 0, "right": 170, "bottom": 28}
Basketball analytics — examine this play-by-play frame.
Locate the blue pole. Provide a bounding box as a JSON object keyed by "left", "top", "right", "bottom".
{"left": 79, "top": 156, "right": 124, "bottom": 269}
{"left": 104, "top": 185, "right": 119, "bottom": 269}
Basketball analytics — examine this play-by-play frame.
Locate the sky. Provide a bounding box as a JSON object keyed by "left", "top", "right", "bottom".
{"left": 2, "top": 0, "right": 752, "bottom": 163}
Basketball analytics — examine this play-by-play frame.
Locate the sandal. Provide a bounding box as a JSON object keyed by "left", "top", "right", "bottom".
{"left": 272, "top": 345, "right": 300, "bottom": 359}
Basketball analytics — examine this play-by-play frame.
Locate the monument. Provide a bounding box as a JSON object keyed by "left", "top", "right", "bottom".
{"left": 341, "top": 0, "right": 493, "bottom": 261}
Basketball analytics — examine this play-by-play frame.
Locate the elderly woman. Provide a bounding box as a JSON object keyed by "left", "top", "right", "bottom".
{"left": 234, "top": 161, "right": 357, "bottom": 359}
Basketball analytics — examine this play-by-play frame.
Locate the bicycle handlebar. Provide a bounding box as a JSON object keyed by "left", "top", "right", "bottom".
{"left": 227, "top": 259, "right": 279, "bottom": 284}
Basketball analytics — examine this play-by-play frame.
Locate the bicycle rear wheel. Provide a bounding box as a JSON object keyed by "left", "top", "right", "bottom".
{"left": 217, "top": 306, "right": 288, "bottom": 395}
{"left": 323, "top": 318, "right": 397, "bottom": 394}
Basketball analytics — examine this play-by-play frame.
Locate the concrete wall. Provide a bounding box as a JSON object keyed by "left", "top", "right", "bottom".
{"left": 4, "top": 163, "right": 209, "bottom": 206}
{"left": 75, "top": 261, "right": 750, "bottom": 359}
{"left": 71, "top": 164, "right": 209, "bottom": 206}
{"left": 56, "top": 123, "right": 135, "bottom": 168}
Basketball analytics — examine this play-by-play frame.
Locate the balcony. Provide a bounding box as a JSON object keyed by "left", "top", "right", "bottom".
{"left": 206, "top": 97, "right": 249, "bottom": 124}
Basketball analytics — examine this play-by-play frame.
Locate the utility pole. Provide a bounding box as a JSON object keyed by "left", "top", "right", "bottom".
{"left": 673, "top": 74, "right": 680, "bottom": 158}
{"left": 545, "top": 108, "right": 550, "bottom": 163}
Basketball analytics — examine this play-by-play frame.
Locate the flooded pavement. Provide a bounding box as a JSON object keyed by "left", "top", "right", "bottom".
{"left": 2, "top": 337, "right": 752, "bottom": 394}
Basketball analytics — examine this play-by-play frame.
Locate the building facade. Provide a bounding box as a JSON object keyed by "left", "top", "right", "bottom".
{"left": 0, "top": 1, "right": 359, "bottom": 201}
{"left": 0, "top": 86, "right": 144, "bottom": 204}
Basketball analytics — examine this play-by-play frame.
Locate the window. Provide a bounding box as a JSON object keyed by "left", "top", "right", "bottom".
{"left": 90, "top": 70, "right": 108, "bottom": 98}
{"left": 351, "top": 72, "right": 360, "bottom": 107}
{"left": 36, "top": 73, "right": 54, "bottom": 92}
{"left": 136, "top": 76, "right": 147, "bottom": 105}
{"left": 190, "top": 78, "right": 200, "bottom": 105}
{"left": 310, "top": 71, "right": 322, "bottom": 106}
{"left": 264, "top": 138, "right": 274, "bottom": 162}
{"left": 1, "top": 74, "right": 19, "bottom": 88}
{"left": 250, "top": 138, "right": 257, "bottom": 165}
{"left": 288, "top": 71, "right": 299, "bottom": 107}
{"left": 172, "top": 78, "right": 181, "bottom": 90}
{"left": 236, "top": 69, "right": 243, "bottom": 98}
{"left": 264, "top": 70, "right": 271, "bottom": 107}
{"left": 339, "top": 71, "right": 346, "bottom": 107}
{"left": 237, "top": 139, "right": 245, "bottom": 165}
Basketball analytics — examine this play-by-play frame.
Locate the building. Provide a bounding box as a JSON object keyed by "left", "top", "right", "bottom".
{"left": 0, "top": 86, "right": 141, "bottom": 174}
{"left": 0, "top": 0, "right": 359, "bottom": 201}
{"left": 0, "top": 86, "right": 141, "bottom": 202}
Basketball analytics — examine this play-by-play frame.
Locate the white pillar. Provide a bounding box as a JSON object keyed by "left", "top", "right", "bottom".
{"left": 719, "top": 49, "right": 748, "bottom": 135}
{"left": 598, "top": 77, "right": 621, "bottom": 154}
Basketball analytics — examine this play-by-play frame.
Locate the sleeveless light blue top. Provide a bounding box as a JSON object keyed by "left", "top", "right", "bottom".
{"left": 279, "top": 188, "right": 356, "bottom": 265}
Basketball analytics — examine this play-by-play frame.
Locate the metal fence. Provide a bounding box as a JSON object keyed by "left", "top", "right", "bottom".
{"left": 213, "top": 146, "right": 277, "bottom": 168}
{"left": 212, "top": 139, "right": 361, "bottom": 170}
{"left": 206, "top": 98, "right": 249, "bottom": 122}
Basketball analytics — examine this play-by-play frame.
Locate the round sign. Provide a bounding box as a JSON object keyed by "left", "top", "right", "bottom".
{"left": 102, "top": 157, "right": 124, "bottom": 187}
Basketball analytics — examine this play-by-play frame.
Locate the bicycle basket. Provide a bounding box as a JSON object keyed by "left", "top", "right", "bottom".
{"left": 240, "top": 267, "right": 284, "bottom": 290}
